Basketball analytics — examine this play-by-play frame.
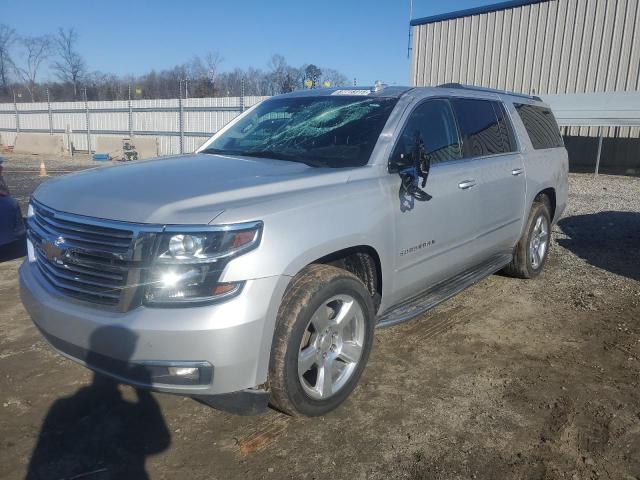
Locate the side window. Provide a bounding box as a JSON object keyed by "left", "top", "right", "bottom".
{"left": 492, "top": 101, "right": 518, "bottom": 153}
{"left": 451, "top": 98, "right": 505, "bottom": 158}
{"left": 514, "top": 103, "right": 564, "bottom": 149}
{"left": 391, "top": 99, "right": 462, "bottom": 169}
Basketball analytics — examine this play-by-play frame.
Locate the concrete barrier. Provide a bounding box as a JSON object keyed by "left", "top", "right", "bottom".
{"left": 13, "top": 133, "right": 68, "bottom": 156}
{"left": 95, "top": 136, "right": 125, "bottom": 158}
{"left": 95, "top": 136, "right": 159, "bottom": 160}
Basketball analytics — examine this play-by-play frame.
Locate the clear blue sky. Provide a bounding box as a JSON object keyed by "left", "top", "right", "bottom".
{"left": 3, "top": 0, "right": 493, "bottom": 86}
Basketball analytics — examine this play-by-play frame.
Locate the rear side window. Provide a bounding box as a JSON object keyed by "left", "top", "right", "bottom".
{"left": 450, "top": 98, "right": 517, "bottom": 158}
{"left": 514, "top": 103, "right": 564, "bottom": 149}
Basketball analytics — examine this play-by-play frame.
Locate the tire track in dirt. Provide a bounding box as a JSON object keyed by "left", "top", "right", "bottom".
{"left": 232, "top": 293, "right": 495, "bottom": 458}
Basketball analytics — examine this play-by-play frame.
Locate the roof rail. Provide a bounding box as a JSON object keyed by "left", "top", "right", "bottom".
{"left": 437, "top": 83, "right": 543, "bottom": 102}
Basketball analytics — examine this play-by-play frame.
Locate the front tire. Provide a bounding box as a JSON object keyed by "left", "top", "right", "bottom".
{"left": 269, "top": 264, "right": 375, "bottom": 416}
{"left": 503, "top": 199, "right": 551, "bottom": 279}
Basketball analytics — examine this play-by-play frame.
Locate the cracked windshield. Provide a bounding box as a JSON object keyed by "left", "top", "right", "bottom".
{"left": 202, "top": 95, "right": 398, "bottom": 167}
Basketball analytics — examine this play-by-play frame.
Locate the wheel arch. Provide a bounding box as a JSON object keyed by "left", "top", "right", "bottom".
{"left": 534, "top": 187, "right": 557, "bottom": 222}
{"left": 281, "top": 242, "right": 384, "bottom": 312}
{"left": 311, "top": 245, "right": 383, "bottom": 311}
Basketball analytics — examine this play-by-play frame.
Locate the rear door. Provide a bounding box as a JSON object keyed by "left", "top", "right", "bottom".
{"left": 450, "top": 97, "right": 526, "bottom": 256}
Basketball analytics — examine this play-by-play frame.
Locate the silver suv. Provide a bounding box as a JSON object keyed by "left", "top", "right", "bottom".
{"left": 20, "top": 84, "right": 568, "bottom": 416}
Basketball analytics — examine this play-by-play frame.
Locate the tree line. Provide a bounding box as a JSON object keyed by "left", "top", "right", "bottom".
{"left": 0, "top": 24, "right": 350, "bottom": 103}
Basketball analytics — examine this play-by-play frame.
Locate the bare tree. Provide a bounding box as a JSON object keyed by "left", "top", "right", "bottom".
{"left": 14, "top": 35, "right": 51, "bottom": 101}
{"left": 0, "top": 24, "right": 15, "bottom": 94}
{"left": 268, "top": 54, "right": 301, "bottom": 94}
{"left": 204, "top": 51, "right": 223, "bottom": 95}
{"left": 0, "top": 28, "right": 350, "bottom": 102}
{"left": 320, "top": 68, "right": 348, "bottom": 88}
{"left": 51, "top": 28, "right": 86, "bottom": 99}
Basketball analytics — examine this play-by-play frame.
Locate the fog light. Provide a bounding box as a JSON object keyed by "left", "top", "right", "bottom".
{"left": 168, "top": 366, "right": 199, "bottom": 380}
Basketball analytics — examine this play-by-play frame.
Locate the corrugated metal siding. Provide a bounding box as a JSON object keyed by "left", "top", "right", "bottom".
{"left": 0, "top": 96, "right": 268, "bottom": 155}
{"left": 411, "top": 0, "right": 640, "bottom": 138}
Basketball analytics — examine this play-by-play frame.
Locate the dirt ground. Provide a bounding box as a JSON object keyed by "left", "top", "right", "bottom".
{"left": 0, "top": 154, "right": 639, "bottom": 480}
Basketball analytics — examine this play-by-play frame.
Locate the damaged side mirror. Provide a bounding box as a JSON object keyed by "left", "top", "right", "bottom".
{"left": 390, "top": 134, "right": 432, "bottom": 202}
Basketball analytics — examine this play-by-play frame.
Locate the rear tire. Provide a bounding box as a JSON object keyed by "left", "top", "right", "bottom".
{"left": 503, "top": 200, "right": 551, "bottom": 279}
{"left": 269, "top": 264, "right": 375, "bottom": 416}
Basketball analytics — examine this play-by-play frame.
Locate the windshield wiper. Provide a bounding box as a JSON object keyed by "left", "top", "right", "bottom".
{"left": 201, "top": 147, "right": 328, "bottom": 168}
{"left": 237, "top": 150, "right": 329, "bottom": 168}
{"left": 200, "top": 148, "right": 244, "bottom": 156}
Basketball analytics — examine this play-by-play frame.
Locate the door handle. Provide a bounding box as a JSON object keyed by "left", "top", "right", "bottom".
{"left": 458, "top": 179, "right": 477, "bottom": 190}
{"left": 511, "top": 167, "right": 524, "bottom": 176}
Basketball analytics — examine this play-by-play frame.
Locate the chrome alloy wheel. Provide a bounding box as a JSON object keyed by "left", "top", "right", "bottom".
{"left": 298, "top": 294, "right": 365, "bottom": 400}
{"left": 529, "top": 214, "right": 549, "bottom": 269}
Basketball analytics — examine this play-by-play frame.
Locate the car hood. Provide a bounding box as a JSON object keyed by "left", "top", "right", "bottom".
{"left": 33, "top": 154, "right": 351, "bottom": 224}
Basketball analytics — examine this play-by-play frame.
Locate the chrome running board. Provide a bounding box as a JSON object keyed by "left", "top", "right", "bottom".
{"left": 376, "top": 253, "right": 512, "bottom": 328}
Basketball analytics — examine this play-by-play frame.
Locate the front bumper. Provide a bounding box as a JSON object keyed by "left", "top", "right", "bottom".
{"left": 19, "top": 259, "right": 289, "bottom": 397}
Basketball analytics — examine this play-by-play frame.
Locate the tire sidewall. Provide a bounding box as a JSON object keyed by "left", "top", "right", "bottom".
{"left": 281, "top": 275, "right": 375, "bottom": 417}
{"left": 524, "top": 202, "right": 551, "bottom": 277}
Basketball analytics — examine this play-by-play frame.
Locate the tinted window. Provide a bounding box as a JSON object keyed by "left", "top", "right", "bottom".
{"left": 514, "top": 103, "right": 564, "bottom": 149}
{"left": 493, "top": 101, "right": 518, "bottom": 152}
{"left": 391, "top": 99, "right": 462, "bottom": 168}
{"left": 201, "top": 95, "right": 399, "bottom": 168}
{"left": 451, "top": 98, "right": 509, "bottom": 157}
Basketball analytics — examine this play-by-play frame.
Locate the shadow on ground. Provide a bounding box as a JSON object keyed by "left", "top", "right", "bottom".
{"left": 26, "top": 326, "right": 171, "bottom": 480}
{"left": 558, "top": 211, "right": 640, "bottom": 281}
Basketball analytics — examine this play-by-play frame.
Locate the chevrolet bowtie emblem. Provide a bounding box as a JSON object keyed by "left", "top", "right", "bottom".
{"left": 42, "top": 236, "right": 67, "bottom": 264}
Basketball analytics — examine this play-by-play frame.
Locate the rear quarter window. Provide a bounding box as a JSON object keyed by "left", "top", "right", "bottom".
{"left": 514, "top": 103, "right": 564, "bottom": 150}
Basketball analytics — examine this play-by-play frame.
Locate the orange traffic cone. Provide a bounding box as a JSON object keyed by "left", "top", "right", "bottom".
{"left": 39, "top": 159, "right": 48, "bottom": 177}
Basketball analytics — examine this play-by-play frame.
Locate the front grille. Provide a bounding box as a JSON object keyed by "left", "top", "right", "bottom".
{"left": 27, "top": 203, "right": 137, "bottom": 307}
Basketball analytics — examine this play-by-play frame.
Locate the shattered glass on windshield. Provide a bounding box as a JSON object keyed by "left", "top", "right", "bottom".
{"left": 201, "top": 96, "right": 398, "bottom": 167}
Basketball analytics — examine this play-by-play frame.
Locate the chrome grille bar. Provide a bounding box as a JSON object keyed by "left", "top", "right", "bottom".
{"left": 35, "top": 250, "right": 124, "bottom": 288}
{"left": 36, "top": 261, "right": 121, "bottom": 303}
{"left": 27, "top": 202, "right": 146, "bottom": 308}
{"left": 33, "top": 210, "right": 132, "bottom": 253}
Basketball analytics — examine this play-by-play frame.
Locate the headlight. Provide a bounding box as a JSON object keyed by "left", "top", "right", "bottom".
{"left": 144, "top": 221, "right": 262, "bottom": 306}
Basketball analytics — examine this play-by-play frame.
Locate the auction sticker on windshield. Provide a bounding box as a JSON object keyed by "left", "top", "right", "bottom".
{"left": 331, "top": 89, "right": 371, "bottom": 96}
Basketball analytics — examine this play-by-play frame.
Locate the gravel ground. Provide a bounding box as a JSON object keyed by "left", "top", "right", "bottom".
{"left": 0, "top": 153, "right": 111, "bottom": 212}
{"left": 0, "top": 155, "right": 639, "bottom": 480}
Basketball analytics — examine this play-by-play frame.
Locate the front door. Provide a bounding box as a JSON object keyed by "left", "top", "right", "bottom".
{"left": 386, "top": 98, "right": 484, "bottom": 305}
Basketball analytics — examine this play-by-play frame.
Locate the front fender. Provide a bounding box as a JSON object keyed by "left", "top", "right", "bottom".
{"left": 217, "top": 173, "right": 394, "bottom": 284}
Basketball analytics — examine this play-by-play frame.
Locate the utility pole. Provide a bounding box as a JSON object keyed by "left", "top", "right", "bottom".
{"left": 84, "top": 87, "right": 91, "bottom": 154}
{"left": 407, "top": 0, "right": 413, "bottom": 59}
{"left": 13, "top": 90, "right": 20, "bottom": 133}
{"left": 241, "top": 77, "right": 245, "bottom": 112}
{"left": 178, "top": 80, "right": 184, "bottom": 154}
{"left": 128, "top": 84, "right": 133, "bottom": 138}
{"left": 46, "top": 88, "right": 53, "bottom": 135}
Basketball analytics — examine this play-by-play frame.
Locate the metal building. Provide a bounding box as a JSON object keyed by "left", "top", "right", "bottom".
{"left": 410, "top": 0, "right": 640, "bottom": 174}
